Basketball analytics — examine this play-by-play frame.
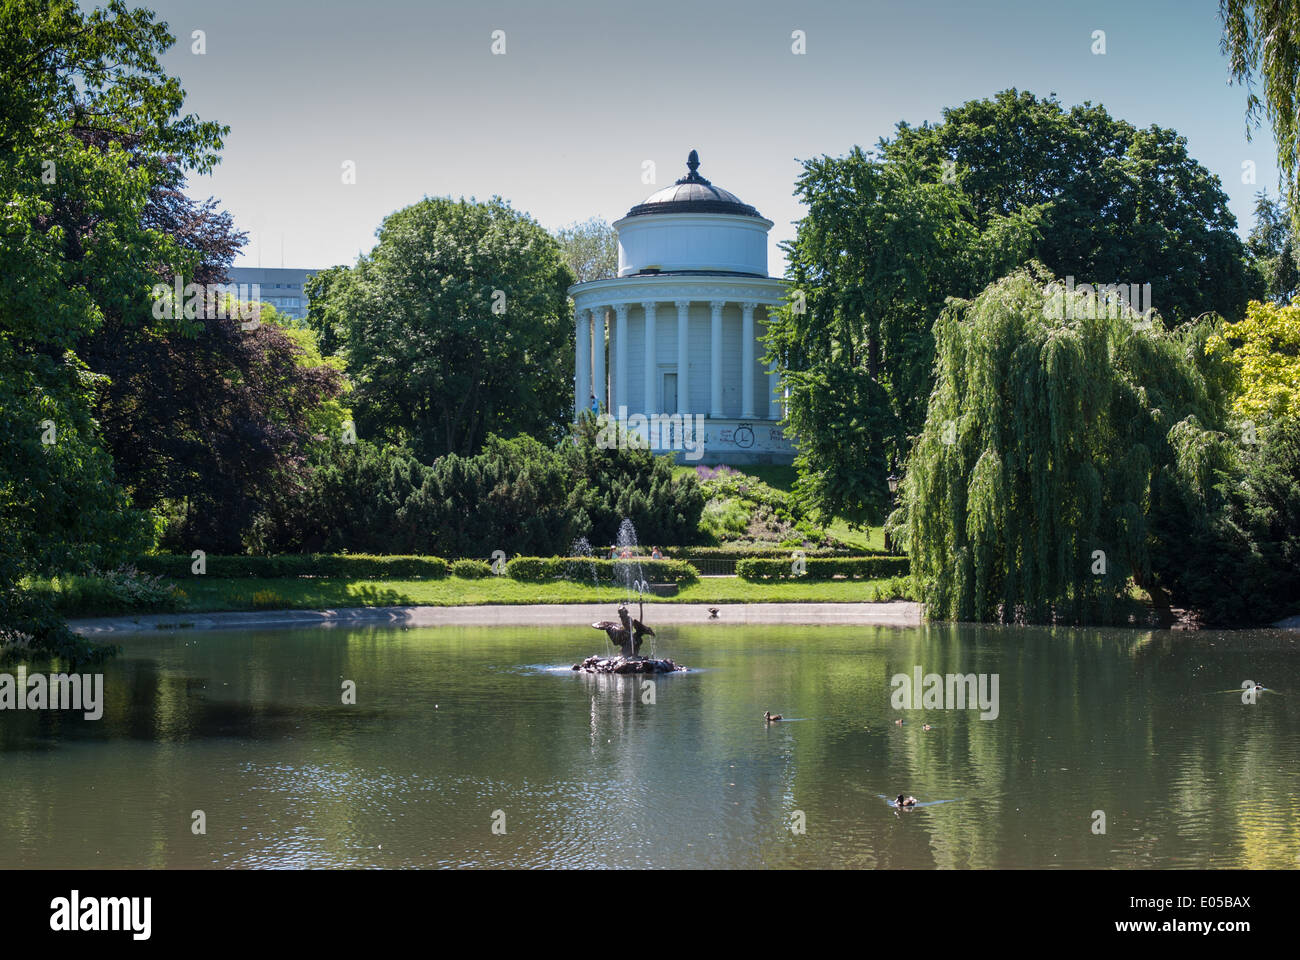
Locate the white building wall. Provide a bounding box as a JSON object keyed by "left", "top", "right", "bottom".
{"left": 686, "top": 304, "right": 710, "bottom": 417}
{"left": 750, "top": 308, "right": 771, "bottom": 417}
{"left": 721, "top": 304, "right": 741, "bottom": 417}
{"left": 653, "top": 305, "right": 673, "bottom": 410}
{"left": 616, "top": 214, "right": 771, "bottom": 276}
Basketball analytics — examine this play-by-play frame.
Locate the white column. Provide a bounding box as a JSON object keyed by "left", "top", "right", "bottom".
{"left": 591, "top": 307, "right": 606, "bottom": 413}
{"left": 614, "top": 303, "right": 629, "bottom": 416}
{"left": 767, "top": 358, "right": 781, "bottom": 420}
{"left": 740, "top": 301, "right": 756, "bottom": 419}
{"left": 642, "top": 301, "right": 657, "bottom": 415}
{"left": 675, "top": 300, "right": 690, "bottom": 415}
{"left": 709, "top": 300, "right": 724, "bottom": 418}
{"left": 575, "top": 304, "right": 590, "bottom": 420}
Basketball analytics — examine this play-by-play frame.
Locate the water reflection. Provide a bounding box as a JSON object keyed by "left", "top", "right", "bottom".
{"left": 0, "top": 622, "right": 1297, "bottom": 868}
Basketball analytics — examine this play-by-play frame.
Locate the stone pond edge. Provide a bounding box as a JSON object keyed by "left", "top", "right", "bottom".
{"left": 69, "top": 601, "right": 926, "bottom": 636}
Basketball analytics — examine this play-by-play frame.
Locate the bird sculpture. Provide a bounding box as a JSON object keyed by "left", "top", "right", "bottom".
{"left": 591, "top": 603, "right": 654, "bottom": 658}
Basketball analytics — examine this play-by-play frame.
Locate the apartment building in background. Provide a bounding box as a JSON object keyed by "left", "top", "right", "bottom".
{"left": 226, "top": 267, "right": 320, "bottom": 320}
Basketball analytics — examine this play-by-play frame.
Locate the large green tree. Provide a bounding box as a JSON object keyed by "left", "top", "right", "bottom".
{"left": 883, "top": 91, "right": 1253, "bottom": 324}
{"left": 769, "top": 148, "right": 1038, "bottom": 527}
{"left": 312, "top": 197, "right": 574, "bottom": 460}
{"left": 770, "top": 91, "right": 1254, "bottom": 527}
{"left": 1, "top": 0, "right": 224, "bottom": 660}
{"left": 68, "top": 162, "right": 347, "bottom": 554}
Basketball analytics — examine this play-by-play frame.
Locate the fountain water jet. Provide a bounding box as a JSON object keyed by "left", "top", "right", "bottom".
{"left": 566, "top": 537, "right": 612, "bottom": 656}
{"left": 571, "top": 519, "right": 684, "bottom": 674}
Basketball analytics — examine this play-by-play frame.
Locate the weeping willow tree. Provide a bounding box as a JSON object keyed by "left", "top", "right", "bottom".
{"left": 1221, "top": 1, "right": 1300, "bottom": 232}
{"left": 901, "top": 265, "right": 1235, "bottom": 625}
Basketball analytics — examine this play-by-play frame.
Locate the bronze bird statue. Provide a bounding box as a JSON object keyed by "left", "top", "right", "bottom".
{"left": 591, "top": 605, "right": 654, "bottom": 657}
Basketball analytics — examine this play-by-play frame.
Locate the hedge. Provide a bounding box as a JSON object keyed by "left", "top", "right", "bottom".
{"left": 450, "top": 559, "right": 493, "bottom": 579}
{"left": 735, "top": 556, "right": 910, "bottom": 581}
{"left": 505, "top": 556, "right": 698, "bottom": 584}
{"left": 662, "top": 545, "right": 863, "bottom": 561}
{"left": 134, "top": 554, "right": 450, "bottom": 579}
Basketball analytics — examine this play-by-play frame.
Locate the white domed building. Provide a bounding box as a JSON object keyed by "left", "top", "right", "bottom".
{"left": 570, "top": 150, "right": 792, "bottom": 464}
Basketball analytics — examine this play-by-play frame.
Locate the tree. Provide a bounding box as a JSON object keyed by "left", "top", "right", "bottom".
{"left": 564, "top": 415, "right": 706, "bottom": 547}
{"left": 1148, "top": 417, "right": 1300, "bottom": 626}
{"left": 248, "top": 418, "right": 706, "bottom": 556}
{"left": 882, "top": 91, "right": 1253, "bottom": 324}
{"left": 320, "top": 196, "right": 574, "bottom": 460}
{"left": 303, "top": 264, "right": 353, "bottom": 355}
{"left": 1207, "top": 298, "right": 1300, "bottom": 422}
{"left": 1, "top": 0, "right": 224, "bottom": 661}
{"left": 555, "top": 218, "right": 618, "bottom": 283}
{"left": 246, "top": 439, "right": 438, "bottom": 555}
{"left": 1221, "top": 0, "right": 1300, "bottom": 232}
{"left": 768, "top": 144, "right": 1039, "bottom": 526}
{"left": 771, "top": 91, "right": 1254, "bottom": 526}
{"left": 902, "top": 266, "right": 1234, "bottom": 625}
{"left": 1245, "top": 191, "right": 1300, "bottom": 303}
{"left": 70, "top": 160, "right": 347, "bottom": 553}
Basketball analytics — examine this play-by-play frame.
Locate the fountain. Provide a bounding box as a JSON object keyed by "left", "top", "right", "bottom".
{"left": 570, "top": 520, "right": 685, "bottom": 674}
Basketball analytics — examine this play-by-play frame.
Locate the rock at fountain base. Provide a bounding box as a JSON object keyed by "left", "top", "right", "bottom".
{"left": 571, "top": 655, "right": 685, "bottom": 674}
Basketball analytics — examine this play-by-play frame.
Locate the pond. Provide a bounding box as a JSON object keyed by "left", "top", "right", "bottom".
{"left": 2, "top": 621, "right": 1297, "bottom": 868}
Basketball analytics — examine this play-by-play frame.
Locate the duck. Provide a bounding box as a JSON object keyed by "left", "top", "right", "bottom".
{"left": 708, "top": 607, "right": 720, "bottom": 619}
{"left": 922, "top": 723, "right": 932, "bottom": 731}
{"left": 895, "top": 794, "right": 918, "bottom": 808}
{"left": 894, "top": 718, "right": 904, "bottom": 726}
{"left": 763, "top": 711, "right": 783, "bottom": 722}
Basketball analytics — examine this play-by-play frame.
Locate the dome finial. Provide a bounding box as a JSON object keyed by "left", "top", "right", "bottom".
{"left": 677, "top": 149, "right": 710, "bottom": 185}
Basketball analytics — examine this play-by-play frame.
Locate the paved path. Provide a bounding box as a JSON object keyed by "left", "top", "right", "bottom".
{"left": 70, "top": 601, "right": 923, "bottom": 636}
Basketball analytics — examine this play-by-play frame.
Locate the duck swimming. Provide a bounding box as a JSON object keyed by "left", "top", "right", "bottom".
{"left": 895, "top": 794, "right": 918, "bottom": 808}
{"left": 763, "top": 711, "right": 783, "bottom": 722}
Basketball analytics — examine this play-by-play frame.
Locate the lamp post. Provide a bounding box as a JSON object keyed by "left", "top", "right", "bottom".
{"left": 884, "top": 472, "right": 900, "bottom": 554}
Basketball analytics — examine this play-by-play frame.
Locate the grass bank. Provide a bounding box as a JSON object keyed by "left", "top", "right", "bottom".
{"left": 673, "top": 462, "right": 889, "bottom": 551}
{"left": 42, "top": 574, "right": 913, "bottom": 617}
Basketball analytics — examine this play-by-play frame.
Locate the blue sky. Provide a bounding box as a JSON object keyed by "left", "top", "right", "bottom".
{"left": 145, "top": 0, "right": 1279, "bottom": 274}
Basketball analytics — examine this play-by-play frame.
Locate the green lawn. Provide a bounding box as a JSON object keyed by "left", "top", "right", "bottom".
{"left": 64, "top": 575, "right": 912, "bottom": 618}
{"left": 825, "top": 518, "right": 887, "bottom": 552}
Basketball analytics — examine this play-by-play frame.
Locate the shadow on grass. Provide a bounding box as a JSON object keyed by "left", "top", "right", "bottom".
{"left": 346, "top": 583, "right": 414, "bottom": 607}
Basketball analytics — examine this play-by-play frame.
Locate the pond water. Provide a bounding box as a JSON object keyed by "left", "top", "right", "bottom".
{"left": 2, "top": 621, "right": 1297, "bottom": 869}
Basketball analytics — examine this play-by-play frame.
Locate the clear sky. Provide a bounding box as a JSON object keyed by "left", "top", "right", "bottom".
{"left": 144, "top": 0, "right": 1280, "bottom": 274}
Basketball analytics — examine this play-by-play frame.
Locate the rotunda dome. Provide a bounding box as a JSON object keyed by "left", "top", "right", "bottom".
{"left": 624, "top": 150, "right": 764, "bottom": 219}
{"left": 614, "top": 150, "right": 773, "bottom": 277}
